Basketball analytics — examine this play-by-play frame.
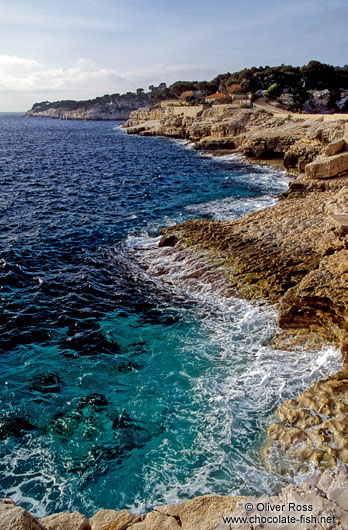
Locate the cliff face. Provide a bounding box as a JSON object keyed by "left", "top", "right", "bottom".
{"left": 124, "top": 103, "right": 347, "bottom": 172}
{"left": 26, "top": 106, "right": 132, "bottom": 120}
{"left": 26, "top": 95, "right": 152, "bottom": 120}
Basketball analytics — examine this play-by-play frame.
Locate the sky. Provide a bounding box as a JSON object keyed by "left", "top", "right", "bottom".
{"left": 0, "top": 0, "right": 347, "bottom": 111}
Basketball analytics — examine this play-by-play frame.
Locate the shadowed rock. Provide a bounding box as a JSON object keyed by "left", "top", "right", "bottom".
{"left": 29, "top": 373, "right": 64, "bottom": 394}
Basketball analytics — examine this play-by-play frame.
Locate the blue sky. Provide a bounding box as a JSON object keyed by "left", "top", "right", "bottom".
{"left": 0, "top": 0, "right": 347, "bottom": 110}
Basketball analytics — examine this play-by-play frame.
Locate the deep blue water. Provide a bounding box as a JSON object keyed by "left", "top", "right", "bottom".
{"left": 0, "top": 114, "right": 341, "bottom": 517}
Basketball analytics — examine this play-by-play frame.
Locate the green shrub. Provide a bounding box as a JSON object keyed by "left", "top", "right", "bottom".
{"left": 264, "top": 83, "right": 282, "bottom": 99}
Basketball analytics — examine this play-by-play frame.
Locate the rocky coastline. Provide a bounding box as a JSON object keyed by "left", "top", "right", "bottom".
{"left": 123, "top": 103, "right": 348, "bottom": 474}
{"left": 25, "top": 93, "right": 152, "bottom": 121}
{"left": 7, "top": 104, "right": 348, "bottom": 529}
{"left": 25, "top": 106, "right": 132, "bottom": 120}
{"left": 3, "top": 464, "right": 348, "bottom": 529}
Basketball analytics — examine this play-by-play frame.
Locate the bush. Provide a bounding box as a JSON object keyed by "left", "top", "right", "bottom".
{"left": 264, "top": 83, "right": 282, "bottom": 99}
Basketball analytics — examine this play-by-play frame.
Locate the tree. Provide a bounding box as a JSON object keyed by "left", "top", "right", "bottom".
{"left": 264, "top": 83, "right": 282, "bottom": 99}
{"left": 301, "top": 60, "right": 336, "bottom": 90}
{"left": 226, "top": 83, "right": 244, "bottom": 94}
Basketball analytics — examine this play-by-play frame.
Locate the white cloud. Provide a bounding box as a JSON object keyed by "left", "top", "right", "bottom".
{"left": 0, "top": 55, "right": 214, "bottom": 100}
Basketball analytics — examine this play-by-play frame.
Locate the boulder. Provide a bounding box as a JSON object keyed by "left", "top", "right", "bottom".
{"left": 0, "top": 498, "right": 45, "bottom": 530}
{"left": 40, "top": 511, "right": 90, "bottom": 530}
{"left": 305, "top": 151, "right": 348, "bottom": 179}
{"left": 155, "top": 495, "right": 245, "bottom": 530}
{"left": 89, "top": 509, "right": 144, "bottom": 530}
{"left": 126, "top": 510, "right": 181, "bottom": 529}
{"left": 322, "top": 138, "right": 346, "bottom": 157}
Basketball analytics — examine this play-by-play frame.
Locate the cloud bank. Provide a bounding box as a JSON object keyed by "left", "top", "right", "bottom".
{"left": 0, "top": 55, "right": 215, "bottom": 109}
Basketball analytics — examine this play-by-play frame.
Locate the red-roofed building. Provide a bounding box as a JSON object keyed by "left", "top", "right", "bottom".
{"left": 205, "top": 92, "right": 230, "bottom": 103}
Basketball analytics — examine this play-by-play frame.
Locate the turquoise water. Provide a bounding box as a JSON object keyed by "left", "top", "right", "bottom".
{"left": 0, "top": 114, "right": 341, "bottom": 516}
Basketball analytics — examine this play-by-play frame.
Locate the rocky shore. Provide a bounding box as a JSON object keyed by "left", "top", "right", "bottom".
{"left": 2, "top": 464, "right": 348, "bottom": 529}
{"left": 8, "top": 104, "right": 348, "bottom": 529}
{"left": 123, "top": 103, "right": 348, "bottom": 474}
{"left": 124, "top": 102, "right": 348, "bottom": 173}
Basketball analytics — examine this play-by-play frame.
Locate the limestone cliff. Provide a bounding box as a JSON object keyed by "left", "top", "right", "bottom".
{"left": 26, "top": 106, "right": 132, "bottom": 120}
{"left": 26, "top": 93, "right": 152, "bottom": 120}
{"left": 124, "top": 103, "right": 347, "bottom": 172}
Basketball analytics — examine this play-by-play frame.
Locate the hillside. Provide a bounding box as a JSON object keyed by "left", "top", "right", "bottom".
{"left": 26, "top": 61, "right": 348, "bottom": 120}
{"left": 25, "top": 91, "right": 152, "bottom": 120}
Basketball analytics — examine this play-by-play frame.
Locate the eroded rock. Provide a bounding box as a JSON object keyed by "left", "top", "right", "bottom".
{"left": 305, "top": 151, "right": 348, "bottom": 179}
{"left": 89, "top": 509, "right": 144, "bottom": 530}
{"left": 265, "top": 370, "right": 348, "bottom": 472}
{"left": 124, "top": 105, "right": 346, "bottom": 173}
{"left": 219, "top": 464, "right": 348, "bottom": 529}
{"left": 0, "top": 498, "right": 45, "bottom": 530}
{"left": 155, "top": 495, "right": 245, "bottom": 530}
{"left": 40, "top": 511, "right": 90, "bottom": 530}
{"left": 127, "top": 510, "right": 181, "bottom": 529}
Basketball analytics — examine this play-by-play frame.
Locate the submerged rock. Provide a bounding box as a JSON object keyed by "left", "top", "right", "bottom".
{"left": 0, "top": 416, "right": 36, "bottom": 440}
{"left": 29, "top": 373, "right": 64, "bottom": 394}
{"left": 60, "top": 327, "right": 121, "bottom": 357}
{"left": 77, "top": 393, "right": 109, "bottom": 411}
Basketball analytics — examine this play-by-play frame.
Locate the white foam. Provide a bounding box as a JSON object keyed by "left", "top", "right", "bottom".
{"left": 124, "top": 234, "right": 162, "bottom": 250}
{"left": 184, "top": 194, "right": 279, "bottom": 221}
{"left": 124, "top": 279, "right": 342, "bottom": 510}
{"left": 170, "top": 138, "right": 196, "bottom": 150}
{"left": 200, "top": 151, "right": 245, "bottom": 163}
{"left": 122, "top": 226, "right": 342, "bottom": 510}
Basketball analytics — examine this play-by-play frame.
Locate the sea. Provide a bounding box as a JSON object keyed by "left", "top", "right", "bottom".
{"left": 0, "top": 113, "right": 341, "bottom": 517}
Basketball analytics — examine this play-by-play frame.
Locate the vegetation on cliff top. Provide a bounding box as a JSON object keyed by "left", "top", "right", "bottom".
{"left": 29, "top": 60, "right": 348, "bottom": 114}
{"left": 30, "top": 90, "right": 152, "bottom": 113}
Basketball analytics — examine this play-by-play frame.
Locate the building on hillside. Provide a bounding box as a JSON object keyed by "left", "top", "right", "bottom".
{"left": 231, "top": 94, "right": 252, "bottom": 101}
{"left": 205, "top": 92, "right": 252, "bottom": 106}
{"left": 205, "top": 92, "right": 231, "bottom": 103}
